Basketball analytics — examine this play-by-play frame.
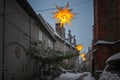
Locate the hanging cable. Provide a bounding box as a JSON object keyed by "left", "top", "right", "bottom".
{"left": 35, "top": 8, "right": 56, "bottom": 12}
{"left": 70, "top": 0, "right": 91, "bottom": 7}
{"left": 4, "top": 0, "right": 92, "bottom": 15}
{"left": 35, "top": 0, "right": 92, "bottom": 12}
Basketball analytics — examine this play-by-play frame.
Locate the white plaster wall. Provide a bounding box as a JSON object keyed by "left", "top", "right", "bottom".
{"left": 31, "top": 21, "right": 39, "bottom": 41}
{"left": 3, "top": 0, "right": 40, "bottom": 80}
{"left": 42, "top": 32, "right": 54, "bottom": 49}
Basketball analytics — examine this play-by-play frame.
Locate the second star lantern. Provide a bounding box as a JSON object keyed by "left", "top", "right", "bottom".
{"left": 75, "top": 44, "right": 84, "bottom": 52}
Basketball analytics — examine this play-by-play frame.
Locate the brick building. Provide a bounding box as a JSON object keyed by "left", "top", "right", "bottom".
{"left": 92, "top": 0, "right": 120, "bottom": 76}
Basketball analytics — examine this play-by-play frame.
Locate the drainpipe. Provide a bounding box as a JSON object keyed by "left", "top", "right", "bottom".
{"left": 2, "top": 0, "right": 6, "bottom": 80}
{"left": 29, "top": 17, "right": 32, "bottom": 46}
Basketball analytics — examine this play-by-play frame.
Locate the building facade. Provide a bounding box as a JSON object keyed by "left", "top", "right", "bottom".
{"left": 92, "top": 0, "right": 120, "bottom": 76}
{"left": 0, "top": 0, "right": 79, "bottom": 80}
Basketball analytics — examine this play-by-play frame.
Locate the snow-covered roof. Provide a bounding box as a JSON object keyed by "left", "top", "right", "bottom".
{"left": 93, "top": 40, "right": 114, "bottom": 46}
{"left": 46, "top": 22, "right": 55, "bottom": 32}
{"left": 65, "top": 40, "right": 75, "bottom": 48}
{"left": 115, "top": 39, "right": 120, "bottom": 43}
{"left": 38, "top": 14, "right": 76, "bottom": 49}
{"left": 54, "top": 32, "right": 65, "bottom": 41}
{"left": 38, "top": 14, "right": 56, "bottom": 40}
{"left": 91, "top": 49, "right": 97, "bottom": 53}
{"left": 90, "top": 57, "right": 94, "bottom": 60}
{"left": 106, "top": 52, "right": 120, "bottom": 63}
{"left": 54, "top": 32, "right": 75, "bottom": 49}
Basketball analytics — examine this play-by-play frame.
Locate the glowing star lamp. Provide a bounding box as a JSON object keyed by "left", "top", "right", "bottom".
{"left": 80, "top": 53, "right": 85, "bottom": 58}
{"left": 82, "top": 57, "right": 86, "bottom": 61}
{"left": 75, "top": 44, "right": 84, "bottom": 52}
{"left": 52, "top": 3, "right": 76, "bottom": 27}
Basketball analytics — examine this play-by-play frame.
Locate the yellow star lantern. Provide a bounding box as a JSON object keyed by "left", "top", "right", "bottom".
{"left": 75, "top": 44, "right": 84, "bottom": 52}
{"left": 52, "top": 3, "right": 76, "bottom": 27}
{"left": 80, "top": 53, "right": 86, "bottom": 58}
{"left": 82, "top": 57, "right": 86, "bottom": 61}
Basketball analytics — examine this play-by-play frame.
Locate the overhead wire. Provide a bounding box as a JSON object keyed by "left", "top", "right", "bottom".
{"left": 35, "top": 0, "right": 92, "bottom": 12}
{"left": 4, "top": 0, "right": 92, "bottom": 15}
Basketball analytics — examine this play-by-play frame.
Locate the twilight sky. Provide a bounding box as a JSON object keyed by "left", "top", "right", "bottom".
{"left": 28, "top": 0, "right": 93, "bottom": 53}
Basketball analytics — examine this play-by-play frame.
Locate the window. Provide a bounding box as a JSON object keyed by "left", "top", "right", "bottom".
{"left": 39, "top": 30, "right": 42, "bottom": 41}
{"left": 22, "top": 63, "right": 24, "bottom": 71}
{"left": 15, "top": 47, "right": 21, "bottom": 58}
{"left": 48, "top": 39, "right": 51, "bottom": 47}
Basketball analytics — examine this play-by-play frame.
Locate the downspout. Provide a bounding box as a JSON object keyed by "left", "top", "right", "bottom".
{"left": 29, "top": 17, "right": 31, "bottom": 45}
{"left": 2, "top": 0, "right": 6, "bottom": 80}
{"left": 92, "top": 0, "right": 95, "bottom": 77}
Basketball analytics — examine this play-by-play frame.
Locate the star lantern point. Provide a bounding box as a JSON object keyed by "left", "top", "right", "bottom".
{"left": 53, "top": 3, "right": 76, "bottom": 27}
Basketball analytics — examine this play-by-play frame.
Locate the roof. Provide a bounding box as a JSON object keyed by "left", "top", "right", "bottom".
{"left": 93, "top": 40, "right": 114, "bottom": 46}
{"left": 65, "top": 41, "right": 75, "bottom": 49}
{"left": 93, "top": 40, "right": 120, "bottom": 47}
{"left": 54, "top": 32, "right": 76, "bottom": 49}
{"left": 54, "top": 32, "right": 65, "bottom": 42}
{"left": 93, "top": 40, "right": 115, "bottom": 46}
{"left": 38, "top": 14, "right": 56, "bottom": 40}
{"left": 91, "top": 49, "right": 97, "bottom": 53}
{"left": 106, "top": 52, "right": 120, "bottom": 63}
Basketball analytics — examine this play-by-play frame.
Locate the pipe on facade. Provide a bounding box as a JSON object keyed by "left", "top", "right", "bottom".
{"left": 2, "top": 0, "right": 6, "bottom": 80}
{"left": 29, "top": 17, "right": 32, "bottom": 44}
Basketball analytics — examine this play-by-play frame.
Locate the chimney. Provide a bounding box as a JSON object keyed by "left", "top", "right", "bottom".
{"left": 67, "top": 30, "right": 72, "bottom": 43}
{"left": 55, "top": 23, "right": 65, "bottom": 39}
{"left": 73, "top": 35, "right": 76, "bottom": 46}
{"left": 62, "top": 28, "right": 65, "bottom": 38}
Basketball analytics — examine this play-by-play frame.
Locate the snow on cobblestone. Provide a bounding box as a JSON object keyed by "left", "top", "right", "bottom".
{"left": 55, "top": 72, "right": 82, "bottom": 80}
{"left": 83, "top": 72, "right": 94, "bottom": 80}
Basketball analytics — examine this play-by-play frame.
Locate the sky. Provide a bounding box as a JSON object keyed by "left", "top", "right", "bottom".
{"left": 28, "top": 0, "right": 93, "bottom": 53}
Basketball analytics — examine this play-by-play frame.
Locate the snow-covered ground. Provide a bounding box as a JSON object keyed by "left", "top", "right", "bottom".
{"left": 54, "top": 72, "right": 82, "bottom": 80}
{"left": 55, "top": 72, "right": 95, "bottom": 80}
{"left": 99, "top": 71, "right": 120, "bottom": 80}
{"left": 83, "top": 72, "right": 95, "bottom": 80}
